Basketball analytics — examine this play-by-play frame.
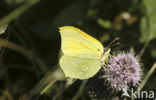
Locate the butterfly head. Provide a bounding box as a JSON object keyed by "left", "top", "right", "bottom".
{"left": 99, "top": 38, "right": 119, "bottom": 64}
{"left": 99, "top": 48, "right": 111, "bottom": 63}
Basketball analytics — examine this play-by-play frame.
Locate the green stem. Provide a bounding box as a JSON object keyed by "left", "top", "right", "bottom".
{"left": 139, "top": 38, "right": 151, "bottom": 58}
{"left": 138, "top": 62, "right": 156, "bottom": 92}
{"left": 0, "top": 0, "right": 40, "bottom": 27}
{"left": 19, "top": 68, "right": 65, "bottom": 100}
{"left": 52, "top": 78, "right": 77, "bottom": 100}
{"left": 133, "top": 62, "right": 156, "bottom": 100}
{"left": 71, "top": 80, "right": 88, "bottom": 100}
{"left": 0, "top": 38, "right": 48, "bottom": 73}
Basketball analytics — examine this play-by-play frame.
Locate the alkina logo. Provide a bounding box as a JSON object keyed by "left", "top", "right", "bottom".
{"left": 122, "top": 88, "right": 155, "bottom": 99}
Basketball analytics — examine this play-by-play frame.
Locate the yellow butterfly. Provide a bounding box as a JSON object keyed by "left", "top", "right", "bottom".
{"left": 59, "top": 26, "right": 111, "bottom": 79}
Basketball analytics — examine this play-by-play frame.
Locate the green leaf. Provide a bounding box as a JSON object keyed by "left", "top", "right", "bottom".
{"left": 143, "top": 0, "right": 156, "bottom": 16}
{"left": 140, "top": 0, "right": 156, "bottom": 42}
{"left": 140, "top": 17, "right": 149, "bottom": 42}
{"left": 97, "top": 18, "right": 112, "bottom": 29}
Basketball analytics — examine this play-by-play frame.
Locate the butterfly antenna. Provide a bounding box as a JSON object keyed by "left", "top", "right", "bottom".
{"left": 111, "top": 42, "right": 120, "bottom": 47}
{"left": 106, "top": 38, "right": 120, "bottom": 49}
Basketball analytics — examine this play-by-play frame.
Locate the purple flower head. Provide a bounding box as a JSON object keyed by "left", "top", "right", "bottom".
{"left": 104, "top": 51, "right": 142, "bottom": 91}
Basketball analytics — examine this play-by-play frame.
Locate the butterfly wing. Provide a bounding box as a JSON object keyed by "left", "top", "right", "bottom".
{"left": 60, "top": 55, "right": 101, "bottom": 79}
{"left": 59, "top": 26, "right": 104, "bottom": 59}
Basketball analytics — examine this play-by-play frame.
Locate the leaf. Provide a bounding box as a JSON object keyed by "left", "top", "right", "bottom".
{"left": 143, "top": 0, "right": 156, "bottom": 16}
{"left": 31, "top": 1, "right": 88, "bottom": 38}
{"left": 97, "top": 18, "right": 112, "bottom": 29}
{"left": 140, "top": 17, "right": 149, "bottom": 42}
{"left": 140, "top": 0, "right": 156, "bottom": 42}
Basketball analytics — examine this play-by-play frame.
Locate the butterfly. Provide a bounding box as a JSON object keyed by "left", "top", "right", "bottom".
{"left": 59, "top": 26, "right": 117, "bottom": 79}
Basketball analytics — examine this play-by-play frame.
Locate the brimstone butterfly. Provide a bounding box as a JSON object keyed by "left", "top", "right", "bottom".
{"left": 59, "top": 26, "right": 110, "bottom": 79}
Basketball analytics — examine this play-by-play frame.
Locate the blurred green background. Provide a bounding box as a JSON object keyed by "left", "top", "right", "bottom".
{"left": 0, "top": 0, "right": 156, "bottom": 100}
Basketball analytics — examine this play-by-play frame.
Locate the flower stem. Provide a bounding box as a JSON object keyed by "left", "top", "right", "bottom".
{"left": 138, "top": 62, "right": 156, "bottom": 91}
{"left": 139, "top": 38, "right": 151, "bottom": 58}
{"left": 133, "top": 62, "right": 156, "bottom": 100}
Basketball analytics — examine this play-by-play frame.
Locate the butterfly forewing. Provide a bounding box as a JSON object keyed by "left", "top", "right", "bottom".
{"left": 59, "top": 26, "right": 104, "bottom": 59}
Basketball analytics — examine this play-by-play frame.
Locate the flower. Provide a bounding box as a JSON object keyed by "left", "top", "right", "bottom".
{"left": 103, "top": 51, "right": 142, "bottom": 91}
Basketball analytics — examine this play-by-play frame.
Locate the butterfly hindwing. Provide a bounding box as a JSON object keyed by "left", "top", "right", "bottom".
{"left": 60, "top": 55, "right": 101, "bottom": 79}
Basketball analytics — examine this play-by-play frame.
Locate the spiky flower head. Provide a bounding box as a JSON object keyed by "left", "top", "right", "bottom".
{"left": 104, "top": 51, "right": 142, "bottom": 92}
